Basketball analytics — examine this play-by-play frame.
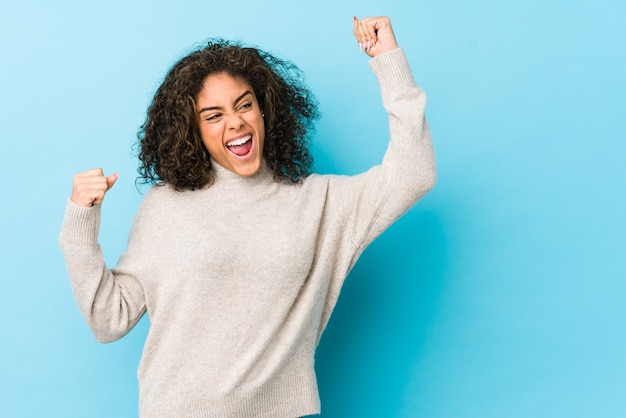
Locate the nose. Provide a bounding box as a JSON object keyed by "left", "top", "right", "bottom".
{"left": 225, "top": 113, "right": 245, "bottom": 130}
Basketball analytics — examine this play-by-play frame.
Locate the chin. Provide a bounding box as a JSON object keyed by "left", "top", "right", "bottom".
{"left": 233, "top": 160, "right": 262, "bottom": 177}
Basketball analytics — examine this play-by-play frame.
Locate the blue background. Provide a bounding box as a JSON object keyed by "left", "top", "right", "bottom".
{"left": 1, "top": 0, "right": 625, "bottom": 417}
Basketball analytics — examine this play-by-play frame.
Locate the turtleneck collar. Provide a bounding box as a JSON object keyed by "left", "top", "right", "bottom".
{"left": 209, "top": 158, "right": 276, "bottom": 189}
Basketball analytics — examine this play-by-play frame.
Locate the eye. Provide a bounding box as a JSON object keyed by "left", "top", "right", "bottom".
{"left": 238, "top": 102, "right": 253, "bottom": 111}
{"left": 204, "top": 113, "right": 222, "bottom": 122}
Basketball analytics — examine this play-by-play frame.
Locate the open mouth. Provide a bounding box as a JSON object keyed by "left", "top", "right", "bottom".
{"left": 226, "top": 135, "right": 253, "bottom": 157}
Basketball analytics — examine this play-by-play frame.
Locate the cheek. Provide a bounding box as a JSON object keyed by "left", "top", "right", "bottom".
{"left": 199, "top": 124, "right": 222, "bottom": 147}
{"left": 256, "top": 113, "right": 266, "bottom": 135}
{"left": 257, "top": 121, "right": 266, "bottom": 148}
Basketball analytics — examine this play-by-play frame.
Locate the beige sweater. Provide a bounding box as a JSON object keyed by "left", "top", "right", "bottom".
{"left": 59, "top": 48, "right": 436, "bottom": 418}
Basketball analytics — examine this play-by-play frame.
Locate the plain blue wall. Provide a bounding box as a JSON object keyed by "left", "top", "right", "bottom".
{"left": 1, "top": 0, "right": 625, "bottom": 417}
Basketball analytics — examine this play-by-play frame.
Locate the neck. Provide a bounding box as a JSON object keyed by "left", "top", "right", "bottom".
{"left": 210, "top": 158, "right": 274, "bottom": 188}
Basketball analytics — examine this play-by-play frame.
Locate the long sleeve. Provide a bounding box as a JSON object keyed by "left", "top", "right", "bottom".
{"left": 310, "top": 47, "right": 436, "bottom": 334}
{"left": 59, "top": 200, "right": 146, "bottom": 343}
{"left": 326, "top": 47, "right": 436, "bottom": 258}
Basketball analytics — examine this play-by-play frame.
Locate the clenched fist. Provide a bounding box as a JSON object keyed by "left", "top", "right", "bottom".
{"left": 70, "top": 168, "right": 118, "bottom": 208}
{"left": 353, "top": 16, "right": 399, "bottom": 58}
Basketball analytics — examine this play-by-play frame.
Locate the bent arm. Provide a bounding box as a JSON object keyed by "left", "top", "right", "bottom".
{"left": 367, "top": 47, "right": 436, "bottom": 224}
{"left": 59, "top": 200, "right": 146, "bottom": 343}
{"left": 329, "top": 48, "right": 436, "bottom": 256}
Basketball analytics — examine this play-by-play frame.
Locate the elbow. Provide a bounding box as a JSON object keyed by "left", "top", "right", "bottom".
{"left": 94, "top": 333, "right": 118, "bottom": 344}
{"left": 423, "top": 165, "right": 437, "bottom": 194}
{"left": 86, "top": 296, "right": 143, "bottom": 344}
{"left": 86, "top": 309, "right": 134, "bottom": 344}
{"left": 412, "top": 162, "right": 436, "bottom": 198}
{"left": 91, "top": 324, "right": 127, "bottom": 344}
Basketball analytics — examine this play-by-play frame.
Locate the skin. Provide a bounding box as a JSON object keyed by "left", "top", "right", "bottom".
{"left": 70, "top": 15, "right": 398, "bottom": 208}
{"left": 71, "top": 168, "right": 118, "bottom": 208}
{"left": 195, "top": 73, "right": 265, "bottom": 177}
{"left": 352, "top": 15, "right": 399, "bottom": 58}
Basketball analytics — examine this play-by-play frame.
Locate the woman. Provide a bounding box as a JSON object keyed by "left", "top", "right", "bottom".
{"left": 60, "top": 16, "right": 436, "bottom": 418}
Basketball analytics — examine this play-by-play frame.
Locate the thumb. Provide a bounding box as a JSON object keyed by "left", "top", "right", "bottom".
{"left": 106, "top": 173, "right": 119, "bottom": 190}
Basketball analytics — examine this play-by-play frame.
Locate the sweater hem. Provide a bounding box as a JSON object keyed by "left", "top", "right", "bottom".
{"left": 140, "top": 370, "right": 321, "bottom": 418}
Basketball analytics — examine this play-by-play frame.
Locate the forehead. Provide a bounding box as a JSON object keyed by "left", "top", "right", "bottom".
{"left": 197, "top": 72, "right": 254, "bottom": 103}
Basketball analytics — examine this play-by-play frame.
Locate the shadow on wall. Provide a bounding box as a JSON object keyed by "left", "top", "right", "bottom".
{"left": 315, "top": 205, "right": 448, "bottom": 416}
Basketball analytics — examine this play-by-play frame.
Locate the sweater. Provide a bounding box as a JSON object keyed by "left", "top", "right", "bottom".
{"left": 59, "top": 48, "right": 436, "bottom": 418}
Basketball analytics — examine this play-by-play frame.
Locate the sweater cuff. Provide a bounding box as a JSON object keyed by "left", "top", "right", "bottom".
{"left": 59, "top": 199, "right": 102, "bottom": 246}
{"left": 368, "top": 48, "right": 417, "bottom": 96}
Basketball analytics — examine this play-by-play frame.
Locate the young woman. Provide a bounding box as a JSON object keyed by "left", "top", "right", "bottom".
{"left": 60, "top": 16, "right": 436, "bottom": 417}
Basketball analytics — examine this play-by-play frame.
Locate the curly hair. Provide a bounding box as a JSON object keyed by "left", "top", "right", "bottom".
{"left": 137, "top": 39, "right": 319, "bottom": 191}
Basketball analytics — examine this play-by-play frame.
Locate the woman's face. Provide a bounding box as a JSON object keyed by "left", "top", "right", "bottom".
{"left": 195, "top": 73, "right": 265, "bottom": 177}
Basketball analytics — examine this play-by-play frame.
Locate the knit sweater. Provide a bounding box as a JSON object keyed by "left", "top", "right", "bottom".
{"left": 59, "top": 48, "right": 436, "bottom": 418}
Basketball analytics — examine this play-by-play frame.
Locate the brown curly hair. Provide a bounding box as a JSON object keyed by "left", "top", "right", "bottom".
{"left": 137, "top": 39, "right": 319, "bottom": 191}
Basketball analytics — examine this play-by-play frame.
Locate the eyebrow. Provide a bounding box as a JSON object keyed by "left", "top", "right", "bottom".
{"left": 197, "top": 90, "right": 253, "bottom": 115}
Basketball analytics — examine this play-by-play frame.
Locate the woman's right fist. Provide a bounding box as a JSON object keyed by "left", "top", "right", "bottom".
{"left": 70, "top": 168, "right": 118, "bottom": 208}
